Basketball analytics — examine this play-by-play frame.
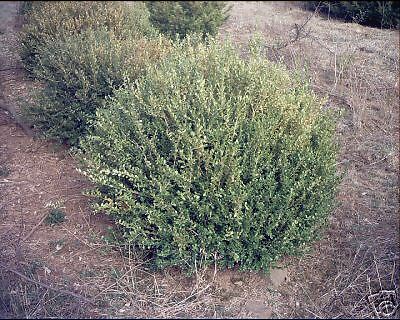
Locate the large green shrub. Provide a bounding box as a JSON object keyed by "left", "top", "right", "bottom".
{"left": 20, "top": 1, "right": 157, "bottom": 75}
{"left": 78, "top": 38, "right": 340, "bottom": 272}
{"left": 22, "top": 29, "right": 170, "bottom": 145}
{"left": 306, "top": 1, "right": 400, "bottom": 29}
{"left": 146, "top": 1, "right": 230, "bottom": 39}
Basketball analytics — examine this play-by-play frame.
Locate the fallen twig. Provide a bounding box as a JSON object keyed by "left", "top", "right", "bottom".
{"left": 22, "top": 211, "right": 48, "bottom": 242}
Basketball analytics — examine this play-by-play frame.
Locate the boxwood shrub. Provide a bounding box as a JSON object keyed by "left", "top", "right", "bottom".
{"left": 146, "top": 1, "right": 230, "bottom": 39}
{"left": 20, "top": 1, "right": 157, "bottom": 75}
{"left": 78, "top": 38, "right": 340, "bottom": 272}
{"left": 22, "top": 28, "right": 170, "bottom": 145}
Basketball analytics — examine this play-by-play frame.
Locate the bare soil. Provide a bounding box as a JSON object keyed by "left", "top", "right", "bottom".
{"left": 1, "top": 1, "right": 399, "bottom": 318}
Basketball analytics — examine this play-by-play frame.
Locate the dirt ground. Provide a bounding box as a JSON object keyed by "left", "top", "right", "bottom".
{"left": 1, "top": 1, "right": 399, "bottom": 318}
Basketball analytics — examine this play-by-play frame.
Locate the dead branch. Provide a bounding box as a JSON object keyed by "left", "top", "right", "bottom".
{"left": 0, "top": 67, "right": 24, "bottom": 72}
{"left": 0, "top": 263, "right": 93, "bottom": 304}
{"left": 272, "top": 2, "right": 322, "bottom": 51}
{"left": 0, "top": 99, "right": 35, "bottom": 137}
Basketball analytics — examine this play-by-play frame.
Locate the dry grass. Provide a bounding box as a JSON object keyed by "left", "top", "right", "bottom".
{"left": 0, "top": 157, "right": 221, "bottom": 318}
{"left": 0, "top": 1, "right": 399, "bottom": 319}
{"left": 1, "top": 249, "right": 266, "bottom": 319}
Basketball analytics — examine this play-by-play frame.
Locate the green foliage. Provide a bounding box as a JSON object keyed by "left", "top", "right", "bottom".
{"left": 19, "top": 1, "right": 157, "bottom": 75}
{"left": 146, "top": 1, "right": 230, "bottom": 39}
{"left": 78, "top": 37, "right": 340, "bottom": 272}
{"left": 22, "top": 29, "right": 170, "bottom": 145}
{"left": 18, "top": 1, "right": 37, "bottom": 15}
{"left": 306, "top": 1, "right": 400, "bottom": 29}
{"left": 19, "top": 1, "right": 47, "bottom": 16}
{"left": 45, "top": 208, "right": 66, "bottom": 225}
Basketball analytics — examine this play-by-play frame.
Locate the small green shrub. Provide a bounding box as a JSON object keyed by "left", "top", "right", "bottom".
{"left": 305, "top": 1, "right": 400, "bottom": 29}
{"left": 22, "top": 29, "right": 170, "bottom": 145}
{"left": 78, "top": 37, "right": 340, "bottom": 272}
{"left": 20, "top": 1, "right": 157, "bottom": 75}
{"left": 18, "top": 1, "right": 37, "bottom": 15}
{"left": 0, "top": 155, "right": 10, "bottom": 177}
{"left": 146, "top": 1, "right": 230, "bottom": 39}
{"left": 45, "top": 208, "right": 66, "bottom": 225}
{"left": 0, "top": 165, "right": 10, "bottom": 177}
